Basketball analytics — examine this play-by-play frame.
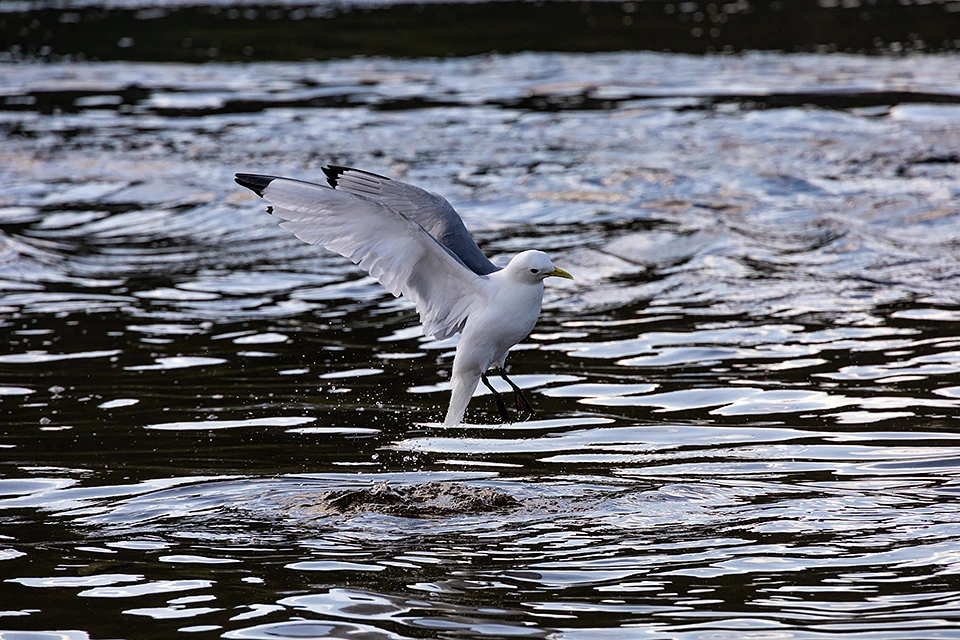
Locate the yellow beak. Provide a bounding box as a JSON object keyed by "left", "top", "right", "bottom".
{"left": 548, "top": 267, "right": 574, "bottom": 280}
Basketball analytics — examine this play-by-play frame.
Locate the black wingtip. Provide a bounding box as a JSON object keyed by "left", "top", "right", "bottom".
{"left": 321, "top": 165, "right": 344, "bottom": 189}
{"left": 235, "top": 173, "right": 275, "bottom": 197}
{"left": 322, "top": 164, "right": 391, "bottom": 189}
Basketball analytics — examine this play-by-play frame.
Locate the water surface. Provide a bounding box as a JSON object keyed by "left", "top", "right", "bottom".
{"left": 2, "top": 51, "right": 960, "bottom": 639}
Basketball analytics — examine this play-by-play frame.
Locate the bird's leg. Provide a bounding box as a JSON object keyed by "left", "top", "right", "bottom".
{"left": 481, "top": 373, "right": 512, "bottom": 423}
{"left": 497, "top": 367, "right": 535, "bottom": 416}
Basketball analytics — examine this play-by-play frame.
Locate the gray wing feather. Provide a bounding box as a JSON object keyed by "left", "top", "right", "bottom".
{"left": 239, "top": 173, "right": 485, "bottom": 340}
{"left": 322, "top": 166, "right": 499, "bottom": 276}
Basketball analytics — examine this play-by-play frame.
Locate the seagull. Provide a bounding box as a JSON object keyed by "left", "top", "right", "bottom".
{"left": 235, "top": 165, "right": 573, "bottom": 426}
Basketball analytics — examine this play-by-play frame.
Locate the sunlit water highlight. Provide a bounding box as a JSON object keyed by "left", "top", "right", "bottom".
{"left": 1, "top": 51, "right": 960, "bottom": 639}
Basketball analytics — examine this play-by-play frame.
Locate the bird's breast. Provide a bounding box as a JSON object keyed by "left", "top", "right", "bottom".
{"left": 465, "top": 282, "right": 543, "bottom": 349}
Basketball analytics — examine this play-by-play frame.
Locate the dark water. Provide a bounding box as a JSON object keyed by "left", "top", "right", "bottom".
{"left": 3, "top": 47, "right": 960, "bottom": 639}
{"left": 5, "top": 0, "right": 960, "bottom": 62}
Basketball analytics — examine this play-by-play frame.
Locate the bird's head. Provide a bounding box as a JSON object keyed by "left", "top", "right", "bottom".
{"left": 505, "top": 250, "right": 574, "bottom": 285}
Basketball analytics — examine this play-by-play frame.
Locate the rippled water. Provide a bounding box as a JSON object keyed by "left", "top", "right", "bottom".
{"left": 3, "top": 51, "right": 960, "bottom": 639}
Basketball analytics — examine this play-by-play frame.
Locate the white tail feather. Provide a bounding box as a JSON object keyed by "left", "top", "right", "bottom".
{"left": 444, "top": 370, "right": 480, "bottom": 426}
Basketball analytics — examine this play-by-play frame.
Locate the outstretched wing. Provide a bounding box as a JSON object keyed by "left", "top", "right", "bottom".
{"left": 321, "top": 165, "right": 499, "bottom": 276}
{"left": 236, "top": 173, "right": 486, "bottom": 340}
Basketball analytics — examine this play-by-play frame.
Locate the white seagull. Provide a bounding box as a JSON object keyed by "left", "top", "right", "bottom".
{"left": 235, "top": 166, "right": 573, "bottom": 426}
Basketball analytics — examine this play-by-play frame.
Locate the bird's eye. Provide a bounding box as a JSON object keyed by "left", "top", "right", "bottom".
{"left": 530, "top": 268, "right": 539, "bottom": 274}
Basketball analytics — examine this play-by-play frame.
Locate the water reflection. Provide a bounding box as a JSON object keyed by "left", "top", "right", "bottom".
{"left": 2, "top": 51, "right": 960, "bottom": 639}
{"left": 7, "top": 467, "right": 960, "bottom": 636}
